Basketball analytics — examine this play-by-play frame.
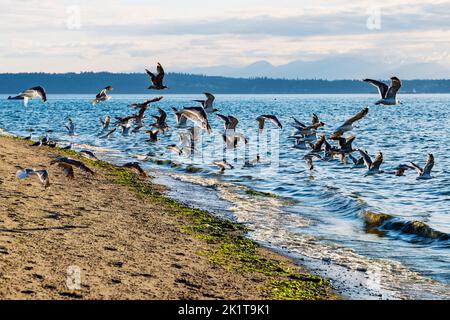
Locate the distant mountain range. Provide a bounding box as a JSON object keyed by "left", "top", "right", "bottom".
{"left": 0, "top": 72, "right": 449, "bottom": 94}
{"left": 178, "top": 57, "right": 450, "bottom": 80}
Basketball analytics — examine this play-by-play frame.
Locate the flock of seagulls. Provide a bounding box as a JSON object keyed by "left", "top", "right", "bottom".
{"left": 8, "top": 63, "right": 435, "bottom": 189}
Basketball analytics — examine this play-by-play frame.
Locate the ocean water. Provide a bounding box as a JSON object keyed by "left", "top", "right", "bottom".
{"left": 0, "top": 94, "right": 449, "bottom": 299}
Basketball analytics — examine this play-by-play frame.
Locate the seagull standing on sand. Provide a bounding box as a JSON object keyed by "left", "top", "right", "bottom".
{"left": 331, "top": 107, "right": 369, "bottom": 139}
{"left": 363, "top": 77, "right": 402, "bottom": 105}
{"left": 146, "top": 63, "right": 168, "bottom": 90}
{"left": 8, "top": 86, "right": 47, "bottom": 108}
{"left": 194, "top": 93, "right": 218, "bottom": 114}
{"left": 92, "top": 86, "right": 113, "bottom": 106}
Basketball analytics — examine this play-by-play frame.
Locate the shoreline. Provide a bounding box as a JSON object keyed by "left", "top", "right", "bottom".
{"left": 0, "top": 135, "right": 336, "bottom": 300}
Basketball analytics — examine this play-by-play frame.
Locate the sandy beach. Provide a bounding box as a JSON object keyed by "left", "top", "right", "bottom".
{"left": 0, "top": 135, "right": 334, "bottom": 300}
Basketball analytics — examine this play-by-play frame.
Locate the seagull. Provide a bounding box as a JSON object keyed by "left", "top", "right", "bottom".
{"left": 99, "top": 115, "right": 111, "bottom": 130}
{"left": 291, "top": 114, "right": 325, "bottom": 133}
{"left": 331, "top": 107, "right": 369, "bottom": 139}
{"left": 332, "top": 136, "right": 356, "bottom": 154}
{"left": 217, "top": 114, "right": 239, "bottom": 131}
{"left": 194, "top": 93, "right": 218, "bottom": 114}
{"left": 122, "top": 162, "right": 148, "bottom": 178}
{"left": 65, "top": 118, "right": 75, "bottom": 136}
{"left": 50, "top": 158, "right": 95, "bottom": 175}
{"left": 80, "top": 150, "right": 98, "bottom": 160}
{"left": 145, "top": 129, "right": 159, "bottom": 142}
{"left": 364, "top": 77, "right": 402, "bottom": 105}
{"left": 167, "top": 144, "right": 185, "bottom": 156}
{"left": 409, "top": 153, "right": 435, "bottom": 179}
{"left": 8, "top": 86, "right": 47, "bottom": 108}
{"left": 172, "top": 107, "right": 188, "bottom": 127}
{"left": 146, "top": 63, "right": 167, "bottom": 90}
{"left": 395, "top": 164, "right": 414, "bottom": 177}
{"left": 130, "top": 96, "right": 164, "bottom": 109}
{"left": 358, "top": 150, "right": 384, "bottom": 174}
{"left": 16, "top": 168, "right": 50, "bottom": 188}
{"left": 175, "top": 107, "right": 213, "bottom": 134}
{"left": 304, "top": 154, "right": 322, "bottom": 170}
{"left": 309, "top": 134, "right": 327, "bottom": 153}
{"left": 130, "top": 96, "right": 164, "bottom": 125}
{"left": 256, "top": 115, "right": 283, "bottom": 130}
{"left": 213, "top": 160, "right": 234, "bottom": 173}
{"left": 92, "top": 86, "right": 113, "bottom": 106}
{"left": 151, "top": 108, "right": 170, "bottom": 133}
{"left": 54, "top": 163, "right": 75, "bottom": 180}
{"left": 348, "top": 153, "right": 366, "bottom": 168}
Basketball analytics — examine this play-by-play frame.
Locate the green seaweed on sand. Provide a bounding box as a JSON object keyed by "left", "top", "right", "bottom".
{"left": 245, "top": 189, "right": 280, "bottom": 198}
{"left": 185, "top": 165, "right": 202, "bottom": 173}
{"left": 11, "top": 136, "right": 334, "bottom": 300}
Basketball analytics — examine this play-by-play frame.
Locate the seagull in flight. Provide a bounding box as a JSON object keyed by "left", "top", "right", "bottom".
{"left": 194, "top": 93, "right": 218, "bottom": 114}
{"left": 16, "top": 168, "right": 50, "bottom": 188}
{"left": 51, "top": 158, "right": 95, "bottom": 175}
{"left": 409, "top": 153, "right": 435, "bottom": 179}
{"left": 331, "top": 107, "right": 369, "bottom": 139}
{"left": 358, "top": 150, "right": 384, "bottom": 174}
{"left": 146, "top": 63, "right": 168, "bottom": 90}
{"left": 8, "top": 86, "right": 47, "bottom": 108}
{"left": 92, "top": 86, "right": 113, "bottom": 106}
{"left": 256, "top": 115, "right": 283, "bottom": 130}
{"left": 363, "top": 77, "right": 402, "bottom": 105}
{"left": 175, "top": 107, "right": 213, "bottom": 134}
{"left": 99, "top": 115, "right": 111, "bottom": 130}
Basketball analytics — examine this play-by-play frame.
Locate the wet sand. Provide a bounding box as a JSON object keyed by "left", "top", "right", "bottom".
{"left": 0, "top": 135, "right": 335, "bottom": 300}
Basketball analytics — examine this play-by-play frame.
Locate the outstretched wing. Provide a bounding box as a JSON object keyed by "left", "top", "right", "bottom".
{"left": 364, "top": 79, "right": 389, "bottom": 98}
{"left": 358, "top": 149, "right": 373, "bottom": 169}
{"left": 344, "top": 107, "right": 369, "bottom": 126}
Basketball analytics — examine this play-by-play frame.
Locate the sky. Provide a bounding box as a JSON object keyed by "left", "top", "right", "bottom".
{"left": 1, "top": 0, "right": 450, "bottom": 74}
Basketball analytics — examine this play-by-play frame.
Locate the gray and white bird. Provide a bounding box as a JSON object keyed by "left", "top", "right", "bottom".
{"left": 358, "top": 150, "right": 384, "bottom": 174}
{"left": 8, "top": 86, "right": 47, "bottom": 108}
{"left": 172, "top": 107, "right": 188, "bottom": 128}
{"left": 256, "top": 115, "right": 283, "bottom": 130}
{"left": 51, "top": 157, "right": 95, "bottom": 175}
{"left": 150, "top": 108, "right": 170, "bottom": 134}
{"left": 331, "top": 107, "right": 369, "bottom": 139}
{"left": 16, "top": 168, "right": 50, "bottom": 188}
{"left": 175, "top": 107, "right": 212, "bottom": 134}
{"left": 194, "top": 93, "right": 218, "bottom": 114}
{"left": 409, "top": 153, "right": 435, "bottom": 179}
{"left": 304, "top": 153, "right": 322, "bottom": 170}
{"left": 364, "top": 77, "right": 402, "bottom": 105}
{"left": 99, "top": 115, "right": 111, "bottom": 130}
{"left": 213, "top": 160, "right": 234, "bottom": 173}
{"left": 146, "top": 63, "right": 167, "bottom": 90}
{"left": 92, "top": 86, "right": 113, "bottom": 106}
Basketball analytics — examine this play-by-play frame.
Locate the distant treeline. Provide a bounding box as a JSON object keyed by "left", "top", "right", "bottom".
{"left": 0, "top": 72, "right": 449, "bottom": 94}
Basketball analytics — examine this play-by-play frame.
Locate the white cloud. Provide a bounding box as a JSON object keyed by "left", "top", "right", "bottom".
{"left": 0, "top": 0, "right": 449, "bottom": 73}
